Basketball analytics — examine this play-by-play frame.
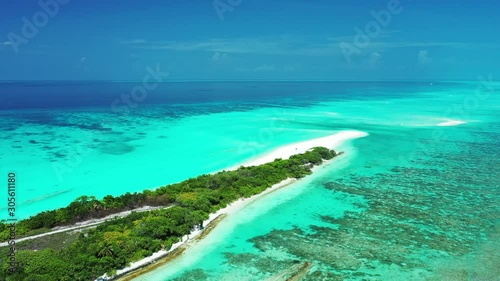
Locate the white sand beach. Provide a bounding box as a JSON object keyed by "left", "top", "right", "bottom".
{"left": 230, "top": 130, "right": 369, "bottom": 169}
{"left": 106, "top": 130, "right": 368, "bottom": 281}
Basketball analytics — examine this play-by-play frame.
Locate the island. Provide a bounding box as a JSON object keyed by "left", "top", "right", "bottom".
{"left": 0, "top": 147, "right": 339, "bottom": 280}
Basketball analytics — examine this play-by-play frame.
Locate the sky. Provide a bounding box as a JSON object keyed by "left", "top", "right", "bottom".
{"left": 0, "top": 0, "right": 499, "bottom": 81}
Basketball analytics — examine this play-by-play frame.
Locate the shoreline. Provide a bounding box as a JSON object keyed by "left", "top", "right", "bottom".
{"left": 117, "top": 157, "right": 342, "bottom": 281}
{"left": 111, "top": 178, "right": 298, "bottom": 281}
{"left": 116, "top": 214, "right": 228, "bottom": 281}
{"left": 101, "top": 130, "right": 369, "bottom": 280}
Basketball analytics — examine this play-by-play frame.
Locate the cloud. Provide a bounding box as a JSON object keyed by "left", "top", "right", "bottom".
{"left": 211, "top": 52, "right": 228, "bottom": 62}
{"left": 120, "top": 39, "right": 147, "bottom": 44}
{"left": 254, "top": 64, "right": 275, "bottom": 71}
{"left": 418, "top": 50, "right": 432, "bottom": 65}
{"left": 122, "top": 37, "right": 344, "bottom": 56}
{"left": 1, "top": 41, "right": 13, "bottom": 46}
{"left": 237, "top": 64, "right": 276, "bottom": 72}
{"left": 284, "top": 64, "right": 301, "bottom": 71}
{"left": 119, "top": 36, "right": 496, "bottom": 58}
{"left": 77, "top": 56, "right": 90, "bottom": 72}
{"left": 373, "top": 41, "right": 464, "bottom": 49}
{"left": 369, "top": 52, "right": 382, "bottom": 67}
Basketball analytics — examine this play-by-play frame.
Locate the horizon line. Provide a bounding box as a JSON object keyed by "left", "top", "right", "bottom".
{"left": 0, "top": 79, "right": 476, "bottom": 83}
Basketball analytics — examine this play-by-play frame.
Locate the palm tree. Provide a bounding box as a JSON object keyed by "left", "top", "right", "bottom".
{"left": 97, "top": 243, "right": 115, "bottom": 258}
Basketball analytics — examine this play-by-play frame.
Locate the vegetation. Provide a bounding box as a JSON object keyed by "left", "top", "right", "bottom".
{"left": 0, "top": 147, "right": 337, "bottom": 280}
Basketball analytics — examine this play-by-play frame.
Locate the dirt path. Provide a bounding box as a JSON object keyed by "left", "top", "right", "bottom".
{"left": 0, "top": 206, "right": 169, "bottom": 247}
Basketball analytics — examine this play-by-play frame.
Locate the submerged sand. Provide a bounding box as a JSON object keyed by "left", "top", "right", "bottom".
{"left": 436, "top": 119, "right": 467, "bottom": 126}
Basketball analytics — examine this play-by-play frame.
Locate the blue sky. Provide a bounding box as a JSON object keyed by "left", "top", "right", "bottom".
{"left": 0, "top": 0, "right": 499, "bottom": 81}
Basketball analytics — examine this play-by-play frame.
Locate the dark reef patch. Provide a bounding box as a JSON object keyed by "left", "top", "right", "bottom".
{"left": 98, "top": 142, "right": 135, "bottom": 155}
{"left": 21, "top": 189, "right": 73, "bottom": 205}
{"left": 42, "top": 145, "right": 57, "bottom": 150}
{"left": 169, "top": 269, "right": 210, "bottom": 281}
{"left": 51, "top": 151, "right": 67, "bottom": 158}
{"left": 24, "top": 132, "right": 38, "bottom": 136}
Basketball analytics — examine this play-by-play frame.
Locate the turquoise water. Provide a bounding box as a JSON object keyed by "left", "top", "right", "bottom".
{"left": 1, "top": 81, "right": 498, "bottom": 280}
{"left": 132, "top": 81, "right": 499, "bottom": 280}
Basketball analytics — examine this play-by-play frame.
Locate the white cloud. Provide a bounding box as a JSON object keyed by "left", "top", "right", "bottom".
{"left": 253, "top": 64, "right": 275, "bottom": 71}
{"left": 284, "top": 64, "right": 301, "bottom": 71}
{"left": 1, "top": 41, "right": 13, "bottom": 46}
{"left": 418, "top": 50, "right": 432, "bottom": 65}
{"left": 125, "top": 37, "right": 344, "bottom": 56}
{"left": 369, "top": 52, "right": 382, "bottom": 67}
{"left": 119, "top": 36, "right": 492, "bottom": 58}
{"left": 237, "top": 64, "right": 276, "bottom": 72}
{"left": 120, "top": 39, "right": 147, "bottom": 44}
{"left": 211, "top": 52, "right": 228, "bottom": 62}
{"left": 77, "top": 56, "right": 90, "bottom": 72}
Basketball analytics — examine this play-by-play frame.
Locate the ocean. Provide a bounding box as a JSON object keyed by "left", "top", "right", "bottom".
{"left": 0, "top": 81, "right": 498, "bottom": 280}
